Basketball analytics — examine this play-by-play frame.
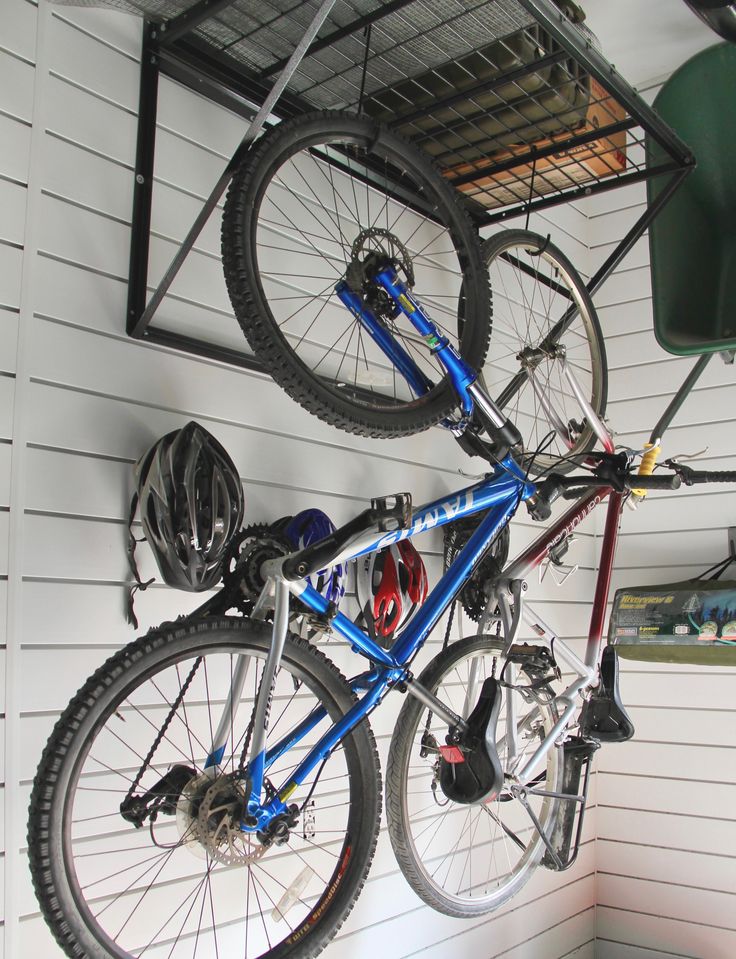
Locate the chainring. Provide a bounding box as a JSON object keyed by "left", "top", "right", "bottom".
{"left": 222, "top": 524, "right": 291, "bottom": 613}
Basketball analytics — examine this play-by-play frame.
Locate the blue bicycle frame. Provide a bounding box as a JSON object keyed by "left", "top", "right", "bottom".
{"left": 209, "top": 459, "right": 534, "bottom": 830}
{"left": 208, "top": 255, "right": 534, "bottom": 832}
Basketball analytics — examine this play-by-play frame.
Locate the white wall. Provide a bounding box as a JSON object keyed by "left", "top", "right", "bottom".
{"left": 1, "top": 1, "right": 597, "bottom": 957}
{"left": 584, "top": 86, "right": 736, "bottom": 958}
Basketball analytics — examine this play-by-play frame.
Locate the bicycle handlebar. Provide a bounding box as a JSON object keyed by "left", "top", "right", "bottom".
{"left": 528, "top": 460, "right": 736, "bottom": 522}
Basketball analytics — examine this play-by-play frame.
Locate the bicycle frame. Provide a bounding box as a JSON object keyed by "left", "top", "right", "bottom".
{"left": 206, "top": 257, "right": 622, "bottom": 834}
{"left": 210, "top": 474, "right": 625, "bottom": 834}
{"left": 209, "top": 457, "right": 535, "bottom": 828}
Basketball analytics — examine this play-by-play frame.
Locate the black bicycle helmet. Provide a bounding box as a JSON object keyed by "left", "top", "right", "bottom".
{"left": 134, "top": 421, "right": 245, "bottom": 591}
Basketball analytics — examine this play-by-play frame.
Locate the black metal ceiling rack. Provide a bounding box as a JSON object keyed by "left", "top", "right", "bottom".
{"left": 125, "top": 0, "right": 694, "bottom": 371}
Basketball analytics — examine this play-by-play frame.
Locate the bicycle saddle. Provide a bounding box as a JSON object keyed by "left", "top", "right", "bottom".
{"left": 439, "top": 676, "right": 504, "bottom": 804}
{"left": 580, "top": 646, "right": 635, "bottom": 743}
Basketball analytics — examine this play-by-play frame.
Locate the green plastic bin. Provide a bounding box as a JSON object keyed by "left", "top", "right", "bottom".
{"left": 646, "top": 42, "right": 736, "bottom": 356}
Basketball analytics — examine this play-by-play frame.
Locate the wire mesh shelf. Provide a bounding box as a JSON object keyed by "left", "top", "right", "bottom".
{"left": 117, "top": 0, "right": 693, "bottom": 359}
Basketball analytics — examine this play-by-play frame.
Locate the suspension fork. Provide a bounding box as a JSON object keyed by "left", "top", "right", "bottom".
{"left": 334, "top": 267, "right": 476, "bottom": 415}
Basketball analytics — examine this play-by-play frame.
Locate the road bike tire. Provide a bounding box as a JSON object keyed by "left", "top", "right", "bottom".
{"left": 479, "top": 230, "right": 607, "bottom": 474}
{"left": 28, "top": 617, "right": 381, "bottom": 959}
{"left": 222, "top": 111, "right": 491, "bottom": 438}
{"left": 385, "top": 633, "right": 562, "bottom": 916}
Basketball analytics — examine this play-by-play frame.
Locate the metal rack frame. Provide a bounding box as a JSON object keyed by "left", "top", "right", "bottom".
{"left": 126, "top": 0, "right": 694, "bottom": 372}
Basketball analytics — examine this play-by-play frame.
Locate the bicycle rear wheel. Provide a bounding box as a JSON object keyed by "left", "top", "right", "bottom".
{"left": 28, "top": 618, "right": 380, "bottom": 959}
{"left": 386, "top": 634, "right": 561, "bottom": 916}
{"left": 222, "top": 111, "right": 491, "bottom": 438}
{"left": 479, "top": 230, "right": 607, "bottom": 474}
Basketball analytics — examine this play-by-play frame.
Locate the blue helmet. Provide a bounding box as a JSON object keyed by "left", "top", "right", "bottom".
{"left": 282, "top": 509, "right": 346, "bottom": 606}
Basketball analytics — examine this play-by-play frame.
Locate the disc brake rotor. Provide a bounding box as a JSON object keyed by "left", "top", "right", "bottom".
{"left": 176, "top": 772, "right": 266, "bottom": 866}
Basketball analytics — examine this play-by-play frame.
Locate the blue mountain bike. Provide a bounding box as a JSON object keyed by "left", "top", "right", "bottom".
{"left": 29, "top": 113, "right": 645, "bottom": 959}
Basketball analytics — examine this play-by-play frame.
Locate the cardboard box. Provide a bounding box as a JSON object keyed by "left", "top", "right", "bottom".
{"left": 447, "top": 78, "right": 627, "bottom": 210}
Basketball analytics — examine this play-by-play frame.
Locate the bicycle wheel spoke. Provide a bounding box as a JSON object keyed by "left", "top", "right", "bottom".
{"left": 30, "top": 621, "right": 380, "bottom": 958}
{"left": 387, "top": 635, "right": 561, "bottom": 916}
{"left": 480, "top": 230, "right": 606, "bottom": 474}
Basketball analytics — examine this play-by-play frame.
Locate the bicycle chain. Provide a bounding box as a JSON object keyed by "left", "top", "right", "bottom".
{"left": 123, "top": 654, "right": 203, "bottom": 809}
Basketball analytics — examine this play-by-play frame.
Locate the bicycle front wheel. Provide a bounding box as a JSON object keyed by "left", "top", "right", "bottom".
{"left": 386, "top": 634, "right": 561, "bottom": 917}
{"left": 28, "top": 618, "right": 381, "bottom": 959}
{"left": 480, "top": 230, "right": 607, "bottom": 474}
{"left": 222, "top": 111, "right": 491, "bottom": 438}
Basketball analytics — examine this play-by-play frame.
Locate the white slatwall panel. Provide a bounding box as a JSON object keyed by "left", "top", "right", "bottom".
{"left": 1, "top": 0, "right": 38, "bottom": 948}
{"left": 584, "top": 75, "right": 736, "bottom": 956}
{"left": 3, "top": 2, "right": 596, "bottom": 958}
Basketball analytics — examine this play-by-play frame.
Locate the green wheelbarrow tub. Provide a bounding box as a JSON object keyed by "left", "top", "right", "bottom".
{"left": 647, "top": 42, "right": 736, "bottom": 356}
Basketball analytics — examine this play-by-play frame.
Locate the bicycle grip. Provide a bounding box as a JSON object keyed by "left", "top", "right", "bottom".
{"left": 681, "top": 469, "right": 736, "bottom": 484}
{"left": 624, "top": 474, "right": 681, "bottom": 490}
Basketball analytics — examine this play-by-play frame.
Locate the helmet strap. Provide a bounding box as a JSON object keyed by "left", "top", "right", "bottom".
{"left": 126, "top": 490, "right": 155, "bottom": 629}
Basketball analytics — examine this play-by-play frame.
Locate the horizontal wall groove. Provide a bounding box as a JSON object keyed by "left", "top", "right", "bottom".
{"left": 40, "top": 188, "right": 131, "bottom": 227}
{"left": 597, "top": 869, "right": 736, "bottom": 897}
{"left": 375, "top": 872, "right": 595, "bottom": 958}
{"left": 22, "top": 575, "right": 131, "bottom": 587}
{"left": 597, "top": 836, "right": 736, "bottom": 860}
{"left": 0, "top": 107, "right": 33, "bottom": 128}
{"left": 604, "top": 324, "right": 650, "bottom": 340}
{"left": 644, "top": 485, "right": 736, "bottom": 504}
{"left": 595, "top": 937, "right": 695, "bottom": 959}
{"left": 26, "top": 375, "right": 497, "bottom": 478}
{"left": 156, "top": 120, "right": 234, "bottom": 164}
{"left": 486, "top": 905, "right": 595, "bottom": 959}
{"left": 0, "top": 172, "right": 27, "bottom": 189}
{"left": 0, "top": 44, "right": 35, "bottom": 68}
{"left": 51, "top": 8, "right": 140, "bottom": 63}
{"left": 597, "top": 769, "right": 736, "bottom": 787}
{"left": 44, "top": 128, "right": 134, "bottom": 172}
{"left": 37, "top": 249, "right": 127, "bottom": 284}
{"left": 589, "top": 199, "right": 646, "bottom": 220}
{"left": 151, "top": 171, "right": 226, "bottom": 207}
{"left": 48, "top": 69, "right": 137, "bottom": 117}
{"left": 611, "top": 667, "right": 736, "bottom": 676}
{"left": 618, "top": 523, "right": 734, "bottom": 538}
{"left": 624, "top": 703, "right": 736, "bottom": 714}
{"left": 599, "top": 803, "right": 736, "bottom": 824}
{"left": 24, "top": 507, "right": 126, "bottom": 525}
{"left": 597, "top": 901, "right": 736, "bottom": 933}
{"left": 613, "top": 560, "right": 730, "bottom": 571}
{"left": 0, "top": 239, "right": 24, "bottom": 253}
{"left": 557, "top": 938, "right": 594, "bottom": 959}
{"left": 150, "top": 228, "right": 222, "bottom": 263}
{"left": 27, "top": 441, "right": 134, "bottom": 465}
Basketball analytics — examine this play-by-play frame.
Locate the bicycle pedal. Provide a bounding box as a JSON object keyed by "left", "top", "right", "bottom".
{"left": 371, "top": 492, "right": 412, "bottom": 531}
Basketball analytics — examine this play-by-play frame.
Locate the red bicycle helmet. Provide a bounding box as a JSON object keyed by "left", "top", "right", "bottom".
{"left": 356, "top": 541, "right": 428, "bottom": 645}
{"left": 134, "top": 421, "right": 244, "bottom": 591}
